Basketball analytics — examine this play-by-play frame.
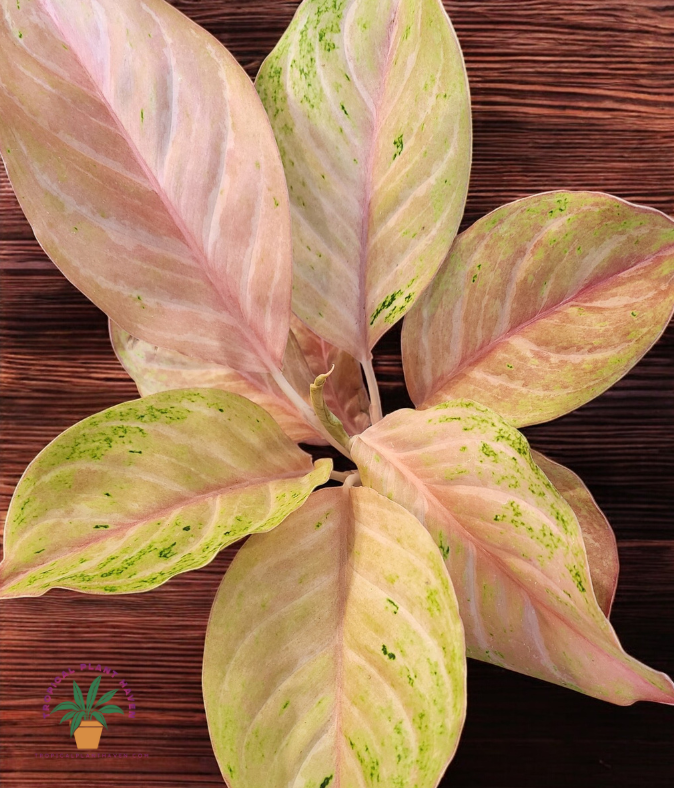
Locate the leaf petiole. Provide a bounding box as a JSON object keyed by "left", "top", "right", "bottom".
{"left": 342, "top": 471, "right": 361, "bottom": 489}
{"left": 362, "top": 358, "right": 383, "bottom": 424}
{"left": 329, "top": 470, "right": 355, "bottom": 483}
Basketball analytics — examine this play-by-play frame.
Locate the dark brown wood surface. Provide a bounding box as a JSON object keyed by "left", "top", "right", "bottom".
{"left": 1, "top": 2, "right": 673, "bottom": 786}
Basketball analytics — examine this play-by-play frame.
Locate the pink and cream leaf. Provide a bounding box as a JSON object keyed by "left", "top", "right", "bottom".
{"left": 351, "top": 401, "right": 674, "bottom": 705}
{"left": 0, "top": 0, "right": 292, "bottom": 373}
{"left": 257, "top": 0, "right": 471, "bottom": 363}
{"left": 203, "top": 486, "right": 466, "bottom": 788}
{"left": 403, "top": 192, "right": 674, "bottom": 425}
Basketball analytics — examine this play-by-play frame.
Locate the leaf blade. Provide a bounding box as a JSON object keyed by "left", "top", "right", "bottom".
{"left": 85, "top": 676, "right": 101, "bottom": 711}
{"left": 203, "top": 486, "right": 466, "bottom": 788}
{"left": 532, "top": 450, "right": 619, "bottom": 617}
{"left": 403, "top": 192, "right": 674, "bottom": 424}
{"left": 351, "top": 402, "right": 674, "bottom": 705}
{"left": 98, "top": 705, "right": 124, "bottom": 715}
{"left": 95, "top": 689, "right": 119, "bottom": 707}
{"left": 90, "top": 710, "right": 109, "bottom": 729}
{"left": 72, "top": 681, "right": 85, "bottom": 711}
{"left": 0, "top": 389, "right": 331, "bottom": 597}
{"left": 51, "top": 702, "right": 79, "bottom": 714}
{"left": 0, "top": 0, "right": 292, "bottom": 373}
{"left": 257, "top": 0, "right": 471, "bottom": 361}
{"left": 109, "top": 321, "right": 325, "bottom": 445}
{"left": 70, "top": 711, "right": 85, "bottom": 738}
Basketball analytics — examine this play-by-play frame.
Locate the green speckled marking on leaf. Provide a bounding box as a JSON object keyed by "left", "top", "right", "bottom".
{"left": 531, "top": 450, "right": 619, "bottom": 617}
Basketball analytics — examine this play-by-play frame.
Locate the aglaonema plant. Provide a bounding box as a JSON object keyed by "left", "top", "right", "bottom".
{"left": 0, "top": 0, "right": 673, "bottom": 785}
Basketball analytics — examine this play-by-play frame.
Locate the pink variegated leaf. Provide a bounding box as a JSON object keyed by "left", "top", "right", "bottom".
{"left": 203, "top": 487, "right": 466, "bottom": 788}
{"left": 403, "top": 192, "right": 674, "bottom": 425}
{"left": 351, "top": 401, "right": 674, "bottom": 705}
{"left": 0, "top": 0, "right": 292, "bottom": 373}
{"left": 257, "top": 0, "right": 471, "bottom": 363}
{"left": 109, "top": 321, "right": 326, "bottom": 445}
{"left": 532, "top": 450, "right": 619, "bottom": 617}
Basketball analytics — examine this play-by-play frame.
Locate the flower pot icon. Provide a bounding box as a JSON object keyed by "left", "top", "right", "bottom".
{"left": 50, "top": 676, "right": 123, "bottom": 747}
{"left": 74, "top": 720, "right": 104, "bottom": 750}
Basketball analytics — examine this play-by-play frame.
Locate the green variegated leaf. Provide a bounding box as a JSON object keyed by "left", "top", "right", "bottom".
{"left": 403, "top": 192, "right": 674, "bottom": 425}
{"left": 532, "top": 451, "right": 619, "bottom": 617}
{"left": 351, "top": 401, "right": 674, "bottom": 705}
{"left": 257, "top": 0, "right": 471, "bottom": 363}
{"left": 0, "top": 390, "right": 331, "bottom": 598}
{"left": 203, "top": 487, "right": 466, "bottom": 788}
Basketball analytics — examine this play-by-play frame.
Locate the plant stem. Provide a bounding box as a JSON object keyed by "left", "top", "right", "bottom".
{"left": 330, "top": 469, "right": 354, "bottom": 483}
{"left": 269, "top": 367, "right": 352, "bottom": 459}
{"left": 362, "top": 358, "right": 383, "bottom": 423}
{"left": 343, "top": 471, "right": 361, "bottom": 489}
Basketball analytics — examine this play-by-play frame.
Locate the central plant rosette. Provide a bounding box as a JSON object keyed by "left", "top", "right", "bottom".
{"left": 0, "top": 0, "right": 673, "bottom": 786}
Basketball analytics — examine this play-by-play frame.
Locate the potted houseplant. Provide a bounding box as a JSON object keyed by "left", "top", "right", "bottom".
{"left": 50, "top": 676, "right": 123, "bottom": 750}
{"left": 0, "top": 0, "right": 672, "bottom": 784}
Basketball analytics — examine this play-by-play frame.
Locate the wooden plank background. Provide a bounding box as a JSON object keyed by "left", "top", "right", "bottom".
{"left": 1, "top": 1, "right": 673, "bottom": 786}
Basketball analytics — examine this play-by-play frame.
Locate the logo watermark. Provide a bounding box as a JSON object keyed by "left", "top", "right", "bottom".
{"left": 37, "top": 662, "right": 148, "bottom": 758}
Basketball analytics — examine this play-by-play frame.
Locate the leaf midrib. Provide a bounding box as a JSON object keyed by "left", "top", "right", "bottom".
{"left": 353, "top": 0, "right": 403, "bottom": 362}
{"left": 332, "top": 488, "right": 350, "bottom": 787}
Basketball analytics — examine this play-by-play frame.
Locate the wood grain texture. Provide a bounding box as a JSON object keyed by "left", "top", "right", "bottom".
{"left": 1, "top": 1, "right": 673, "bottom": 786}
